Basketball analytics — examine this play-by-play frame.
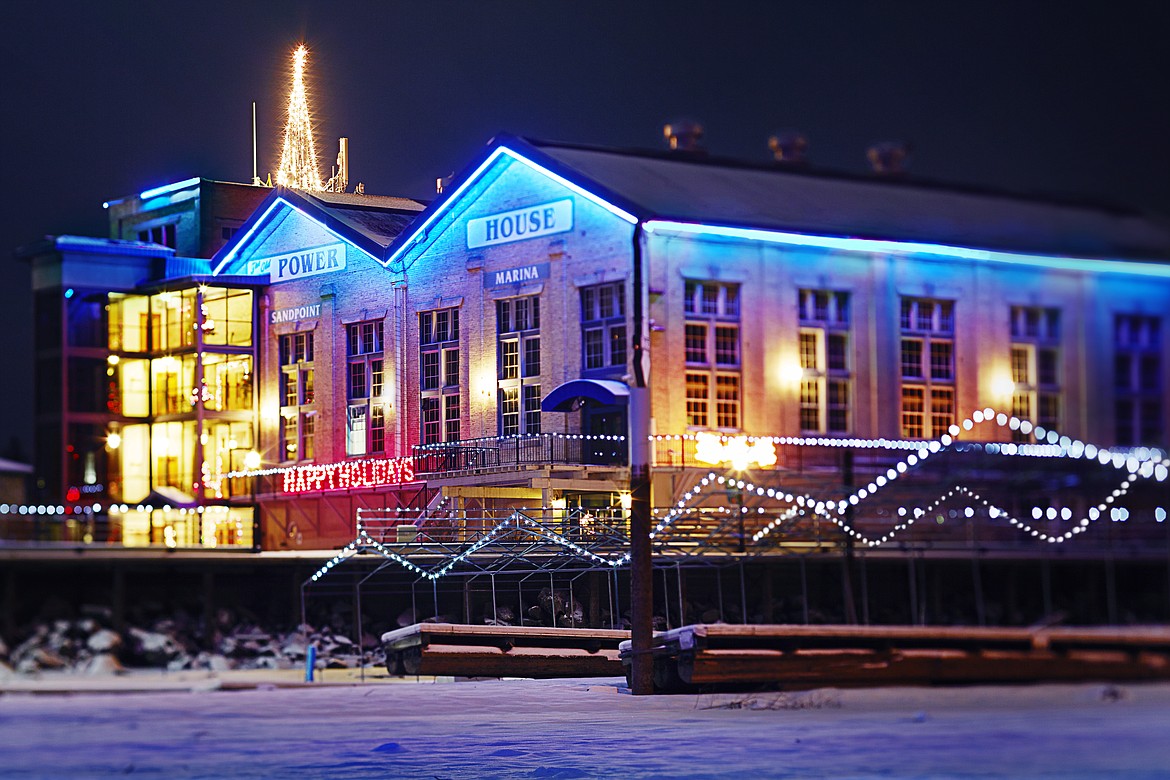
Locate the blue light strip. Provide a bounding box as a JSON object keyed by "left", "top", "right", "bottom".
{"left": 385, "top": 145, "right": 637, "bottom": 269}
{"left": 211, "top": 196, "right": 382, "bottom": 276}
{"left": 643, "top": 220, "right": 1170, "bottom": 278}
{"left": 211, "top": 198, "right": 283, "bottom": 275}
{"left": 139, "top": 177, "right": 200, "bottom": 201}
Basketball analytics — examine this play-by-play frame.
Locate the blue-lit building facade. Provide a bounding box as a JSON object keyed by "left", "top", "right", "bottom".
{"left": 205, "top": 134, "right": 1170, "bottom": 559}
{"left": 10, "top": 135, "right": 1170, "bottom": 567}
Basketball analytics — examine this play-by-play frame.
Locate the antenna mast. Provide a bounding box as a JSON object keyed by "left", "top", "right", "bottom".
{"left": 252, "top": 101, "right": 261, "bottom": 186}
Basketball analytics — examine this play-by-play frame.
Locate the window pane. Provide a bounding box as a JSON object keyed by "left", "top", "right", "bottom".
{"left": 827, "top": 333, "right": 848, "bottom": 372}
{"left": 930, "top": 341, "right": 953, "bottom": 381}
{"left": 685, "top": 373, "right": 709, "bottom": 428}
{"left": 901, "top": 339, "right": 923, "bottom": 378}
{"left": 685, "top": 324, "right": 707, "bottom": 363}
{"left": 715, "top": 326, "right": 738, "bottom": 366}
{"left": 584, "top": 329, "right": 604, "bottom": 369}
{"left": 501, "top": 340, "right": 519, "bottom": 379}
{"left": 609, "top": 326, "right": 627, "bottom": 367}
{"left": 524, "top": 337, "right": 541, "bottom": 377}
{"left": 422, "top": 351, "right": 440, "bottom": 390}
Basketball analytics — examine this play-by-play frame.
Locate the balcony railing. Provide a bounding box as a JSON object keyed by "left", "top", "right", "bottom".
{"left": 413, "top": 434, "right": 627, "bottom": 476}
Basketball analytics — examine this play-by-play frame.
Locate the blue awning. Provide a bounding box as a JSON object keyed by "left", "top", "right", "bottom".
{"left": 541, "top": 379, "right": 630, "bottom": 412}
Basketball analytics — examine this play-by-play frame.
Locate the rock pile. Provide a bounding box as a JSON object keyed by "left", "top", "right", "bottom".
{"left": 0, "top": 608, "right": 385, "bottom": 677}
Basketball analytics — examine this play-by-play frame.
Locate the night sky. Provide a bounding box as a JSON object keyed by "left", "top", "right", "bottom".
{"left": 2, "top": 1, "right": 1168, "bottom": 464}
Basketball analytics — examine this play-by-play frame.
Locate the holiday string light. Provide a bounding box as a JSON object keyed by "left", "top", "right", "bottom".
{"left": 275, "top": 45, "right": 323, "bottom": 191}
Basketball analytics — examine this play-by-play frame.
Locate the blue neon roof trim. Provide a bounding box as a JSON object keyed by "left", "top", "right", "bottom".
{"left": 385, "top": 141, "right": 637, "bottom": 269}
{"left": 643, "top": 220, "right": 1170, "bottom": 278}
{"left": 139, "top": 177, "right": 200, "bottom": 201}
{"left": 211, "top": 195, "right": 382, "bottom": 276}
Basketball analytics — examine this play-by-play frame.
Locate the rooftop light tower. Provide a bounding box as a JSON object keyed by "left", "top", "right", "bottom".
{"left": 275, "top": 44, "right": 323, "bottom": 191}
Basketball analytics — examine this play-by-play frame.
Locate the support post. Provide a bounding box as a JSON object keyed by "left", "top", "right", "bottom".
{"left": 628, "top": 385, "right": 653, "bottom": 695}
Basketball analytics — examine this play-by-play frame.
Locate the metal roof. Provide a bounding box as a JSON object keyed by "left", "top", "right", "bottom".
{"left": 532, "top": 140, "right": 1170, "bottom": 261}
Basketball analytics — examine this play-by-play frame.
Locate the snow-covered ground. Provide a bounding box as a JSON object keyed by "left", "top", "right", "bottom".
{"left": 1, "top": 675, "right": 1169, "bottom": 778}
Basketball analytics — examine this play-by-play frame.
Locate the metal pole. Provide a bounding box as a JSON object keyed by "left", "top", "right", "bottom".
{"left": 354, "top": 573, "right": 364, "bottom": 682}
{"left": 716, "top": 567, "right": 725, "bottom": 622}
{"left": 676, "top": 563, "right": 685, "bottom": 627}
{"left": 739, "top": 562, "right": 748, "bottom": 624}
{"left": 490, "top": 573, "right": 498, "bottom": 624}
{"left": 661, "top": 567, "right": 670, "bottom": 629}
{"left": 800, "top": 557, "right": 809, "bottom": 624}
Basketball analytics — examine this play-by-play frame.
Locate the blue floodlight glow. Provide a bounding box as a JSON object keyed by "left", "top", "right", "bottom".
{"left": 64, "top": 288, "right": 74, "bottom": 299}
{"left": 139, "top": 177, "right": 200, "bottom": 201}
{"left": 211, "top": 196, "right": 380, "bottom": 276}
{"left": 386, "top": 144, "right": 637, "bottom": 269}
{"left": 642, "top": 220, "right": 1170, "bottom": 278}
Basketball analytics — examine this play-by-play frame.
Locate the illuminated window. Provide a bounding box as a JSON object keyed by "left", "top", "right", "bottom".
{"left": 715, "top": 375, "right": 739, "bottom": 429}
{"left": 1010, "top": 306, "right": 1061, "bottom": 442}
{"left": 799, "top": 289, "right": 851, "bottom": 433}
{"left": 346, "top": 320, "right": 385, "bottom": 456}
{"left": 685, "top": 281, "right": 741, "bottom": 430}
{"left": 900, "top": 297, "right": 954, "bottom": 438}
{"left": 580, "top": 282, "right": 627, "bottom": 374}
{"left": 686, "top": 373, "right": 709, "bottom": 428}
{"left": 497, "top": 296, "right": 540, "bottom": 436}
{"left": 1115, "top": 314, "right": 1163, "bottom": 446}
{"left": 420, "top": 307, "right": 461, "bottom": 444}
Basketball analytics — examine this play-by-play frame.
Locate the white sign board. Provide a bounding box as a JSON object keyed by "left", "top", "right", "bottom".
{"left": 467, "top": 199, "right": 573, "bottom": 249}
{"left": 248, "top": 242, "right": 347, "bottom": 283}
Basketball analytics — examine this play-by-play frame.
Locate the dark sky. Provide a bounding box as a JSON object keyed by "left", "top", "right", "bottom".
{"left": 2, "top": 1, "right": 1168, "bottom": 462}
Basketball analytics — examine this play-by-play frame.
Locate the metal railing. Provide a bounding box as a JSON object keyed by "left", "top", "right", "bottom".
{"left": 413, "top": 434, "right": 627, "bottom": 476}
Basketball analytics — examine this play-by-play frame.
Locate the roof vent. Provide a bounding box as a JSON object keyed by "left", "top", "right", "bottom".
{"left": 768, "top": 131, "right": 809, "bottom": 165}
{"left": 663, "top": 120, "right": 705, "bottom": 152}
{"left": 867, "top": 142, "right": 911, "bottom": 175}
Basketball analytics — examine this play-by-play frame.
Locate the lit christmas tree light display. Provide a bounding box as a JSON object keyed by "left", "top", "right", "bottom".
{"left": 275, "top": 44, "right": 323, "bottom": 190}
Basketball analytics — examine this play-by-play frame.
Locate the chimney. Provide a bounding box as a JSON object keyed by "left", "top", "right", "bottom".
{"left": 663, "top": 120, "right": 704, "bottom": 152}
{"left": 867, "top": 141, "right": 911, "bottom": 175}
{"left": 768, "top": 130, "right": 809, "bottom": 165}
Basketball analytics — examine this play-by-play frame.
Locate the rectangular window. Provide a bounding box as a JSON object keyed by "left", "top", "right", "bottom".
{"left": 685, "top": 324, "right": 708, "bottom": 364}
{"left": 524, "top": 336, "right": 541, "bottom": 378}
{"left": 501, "top": 340, "right": 519, "bottom": 379}
{"left": 422, "top": 351, "right": 440, "bottom": 390}
{"left": 421, "top": 397, "right": 441, "bottom": 445}
{"left": 371, "top": 404, "right": 385, "bottom": 454}
{"left": 715, "top": 326, "right": 739, "bottom": 366}
{"left": 498, "top": 295, "right": 540, "bottom": 437}
{"left": 420, "top": 306, "right": 462, "bottom": 443}
{"left": 347, "top": 320, "right": 384, "bottom": 455}
{"left": 686, "top": 373, "right": 709, "bottom": 428}
{"left": 900, "top": 297, "right": 955, "bottom": 438}
{"left": 347, "top": 405, "right": 367, "bottom": 457}
{"left": 500, "top": 387, "right": 520, "bottom": 436}
{"left": 901, "top": 386, "right": 925, "bottom": 439}
{"left": 1115, "top": 314, "right": 1163, "bottom": 446}
{"left": 685, "top": 281, "right": 741, "bottom": 430}
{"left": 444, "top": 394, "right": 460, "bottom": 441}
{"left": 584, "top": 329, "right": 604, "bottom": 369}
{"left": 444, "top": 348, "right": 459, "bottom": 388}
{"left": 523, "top": 385, "right": 542, "bottom": 434}
{"left": 799, "top": 290, "right": 853, "bottom": 433}
{"left": 580, "top": 282, "right": 627, "bottom": 374}
{"left": 1011, "top": 306, "right": 1062, "bottom": 440}
{"left": 302, "top": 413, "right": 315, "bottom": 460}
{"left": 282, "top": 415, "right": 298, "bottom": 461}
{"left": 715, "top": 375, "right": 739, "bottom": 429}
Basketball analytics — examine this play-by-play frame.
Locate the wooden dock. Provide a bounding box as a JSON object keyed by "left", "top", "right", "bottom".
{"left": 381, "top": 623, "right": 629, "bottom": 678}
{"left": 619, "top": 624, "right": 1170, "bottom": 692}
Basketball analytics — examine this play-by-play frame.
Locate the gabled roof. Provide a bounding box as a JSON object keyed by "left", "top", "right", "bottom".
{"left": 212, "top": 187, "right": 426, "bottom": 275}
{"left": 386, "top": 134, "right": 1170, "bottom": 266}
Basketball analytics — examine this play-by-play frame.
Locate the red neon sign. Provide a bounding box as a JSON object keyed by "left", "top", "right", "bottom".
{"left": 281, "top": 457, "right": 415, "bottom": 494}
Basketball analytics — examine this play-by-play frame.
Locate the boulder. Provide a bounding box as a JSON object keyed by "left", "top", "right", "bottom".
{"left": 84, "top": 653, "right": 126, "bottom": 676}
{"left": 87, "top": 629, "right": 123, "bottom": 654}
